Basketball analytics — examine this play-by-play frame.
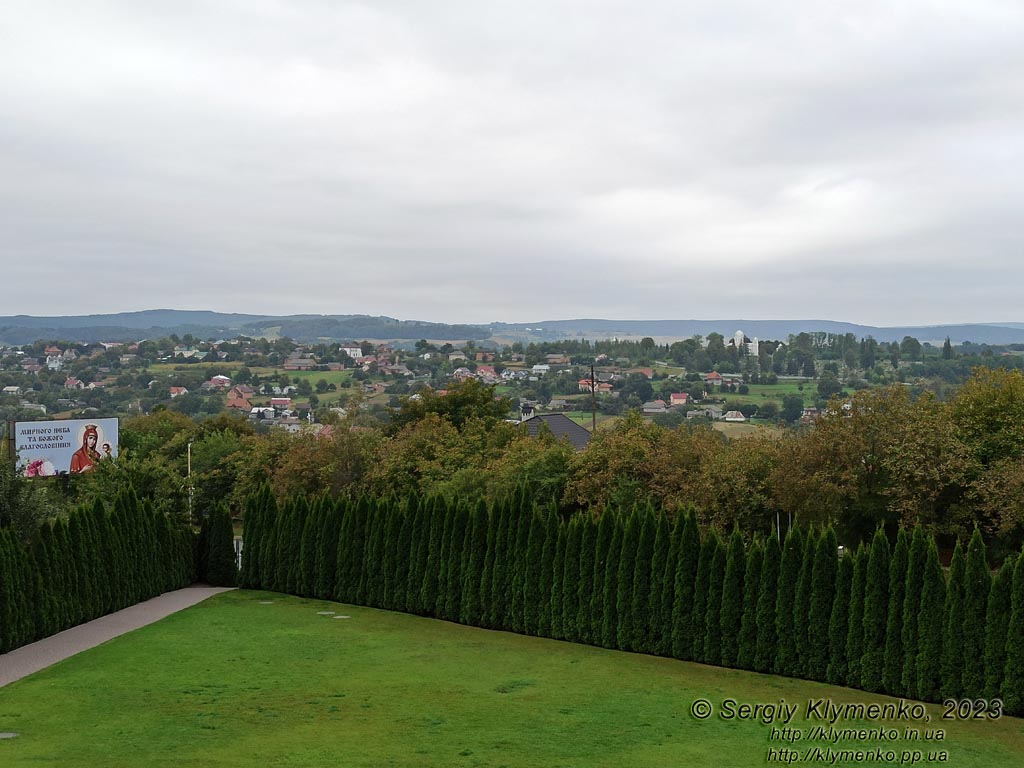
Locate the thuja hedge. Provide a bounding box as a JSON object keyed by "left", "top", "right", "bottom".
{"left": 241, "top": 486, "right": 1024, "bottom": 715}
{"left": 0, "top": 489, "right": 195, "bottom": 654}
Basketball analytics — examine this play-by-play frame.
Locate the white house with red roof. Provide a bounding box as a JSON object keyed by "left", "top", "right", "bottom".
{"left": 704, "top": 371, "right": 723, "bottom": 386}
{"left": 669, "top": 392, "right": 689, "bottom": 407}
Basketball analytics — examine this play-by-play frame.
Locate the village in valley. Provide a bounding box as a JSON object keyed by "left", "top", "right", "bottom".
{"left": 0, "top": 325, "right": 1008, "bottom": 445}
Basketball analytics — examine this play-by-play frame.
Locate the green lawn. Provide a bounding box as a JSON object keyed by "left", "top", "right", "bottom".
{"left": 710, "top": 381, "right": 811, "bottom": 406}
{"left": 1, "top": 591, "right": 1021, "bottom": 767}
{"left": 712, "top": 421, "right": 783, "bottom": 439}
{"left": 147, "top": 361, "right": 246, "bottom": 375}
{"left": 564, "top": 410, "right": 620, "bottom": 430}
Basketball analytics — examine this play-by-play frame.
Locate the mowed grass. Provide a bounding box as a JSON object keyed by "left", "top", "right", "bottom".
{"left": 564, "top": 410, "right": 621, "bottom": 430}
{"left": 711, "top": 380, "right": 812, "bottom": 406}
{"left": 712, "top": 421, "right": 784, "bottom": 439}
{"left": 1, "top": 591, "right": 1022, "bottom": 767}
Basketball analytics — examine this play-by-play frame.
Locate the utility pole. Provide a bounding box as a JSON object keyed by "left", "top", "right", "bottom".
{"left": 590, "top": 362, "right": 597, "bottom": 433}
{"left": 187, "top": 442, "right": 192, "bottom": 528}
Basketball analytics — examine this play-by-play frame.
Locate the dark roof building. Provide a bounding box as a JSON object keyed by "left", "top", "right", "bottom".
{"left": 521, "top": 413, "right": 592, "bottom": 451}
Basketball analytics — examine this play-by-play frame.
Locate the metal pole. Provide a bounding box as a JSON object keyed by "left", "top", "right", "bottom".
{"left": 187, "top": 440, "right": 194, "bottom": 524}
{"left": 590, "top": 362, "right": 597, "bottom": 433}
{"left": 4, "top": 420, "right": 14, "bottom": 463}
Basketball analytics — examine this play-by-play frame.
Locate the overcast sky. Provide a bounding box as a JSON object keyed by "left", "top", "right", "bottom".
{"left": 2, "top": 1, "right": 1022, "bottom": 325}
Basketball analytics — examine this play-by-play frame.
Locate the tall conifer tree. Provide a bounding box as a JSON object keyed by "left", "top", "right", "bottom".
{"left": 549, "top": 517, "right": 566, "bottom": 640}
{"left": 655, "top": 511, "right": 682, "bottom": 657}
{"left": 615, "top": 509, "right": 641, "bottom": 651}
{"left": 690, "top": 529, "right": 716, "bottom": 664}
{"left": 827, "top": 549, "right": 854, "bottom": 686}
{"left": 479, "top": 499, "right": 500, "bottom": 626}
{"left": 537, "top": 506, "right": 558, "bottom": 636}
{"left": 703, "top": 535, "right": 727, "bottom": 666}
{"left": 644, "top": 509, "right": 669, "bottom": 654}
{"left": 670, "top": 511, "right": 701, "bottom": 660}
{"left": 590, "top": 510, "right": 615, "bottom": 643}
{"left": 629, "top": 506, "right": 657, "bottom": 653}
{"left": 297, "top": 501, "right": 320, "bottom": 597}
{"left": 917, "top": 537, "right": 946, "bottom": 702}
{"left": 442, "top": 503, "right": 470, "bottom": 621}
{"left": 460, "top": 500, "right": 489, "bottom": 626}
{"left": 1002, "top": 549, "right": 1024, "bottom": 715}
{"left": 334, "top": 499, "right": 355, "bottom": 602}
{"left": 562, "top": 515, "right": 583, "bottom": 642}
{"left": 315, "top": 500, "right": 343, "bottom": 601}
{"left": 882, "top": 528, "right": 909, "bottom": 695}
{"left": 719, "top": 527, "right": 746, "bottom": 667}
{"left": 260, "top": 496, "right": 280, "bottom": 593}
{"left": 522, "top": 507, "right": 547, "bottom": 634}
{"left": 737, "top": 536, "right": 763, "bottom": 670}
{"left": 774, "top": 526, "right": 804, "bottom": 676}
{"left": 984, "top": 553, "right": 1015, "bottom": 701}
{"left": 600, "top": 518, "right": 623, "bottom": 649}
{"left": 486, "top": 498, "right": 511, "bottom": 627}
{"left": 30, "top": 524, "right": 58, "bottom": 638}
{"left": 861, "top": 527, "right": 891, "bottom": 692}
{"left": 205, "top": 504, "right": 238, "bottom": 587}
{"left": 508, "top": 505, "right": 532, "bottom": 632}
{"left": 846, "top": 543, "right": 869, "bottom": 687}
{"left": 793, "top": 527, "right": 818, "bottom": 676}
{"left": 901, "top": 525, "right": 928, "bottom": 698}
{"left": 754, "top": 529, "right": 781, "bottom": 674}
{"left": 380, "top": 502, "right": 403, "bottom": 609}
{"left": 961, "top": 527, "right": 991, "bottom": 698}
{"left": 420, "top": 497, "right": 446, "bottom": 617}
{"left": 807, "top": 527, "right": 838, "bottom": 682}
{"left": 433, "top": 501, "right": 456, "bottom": 618}
{"left": 576, "top": 514, "right": 597, "bottom": 644}
{"left": 941, "top": 539, "right": 967, "bottom": 699}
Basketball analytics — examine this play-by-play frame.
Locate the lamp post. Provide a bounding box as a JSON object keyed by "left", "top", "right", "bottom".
{"left": 187, "top": 440, "right": 194, "bottom": 524}
{"left": 590, "top": 362, "right": 597, "bottom": 433}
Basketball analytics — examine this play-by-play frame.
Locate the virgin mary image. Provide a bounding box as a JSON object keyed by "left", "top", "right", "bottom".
{"left": 70, "top": 424, "right": 102, "bottom": 473}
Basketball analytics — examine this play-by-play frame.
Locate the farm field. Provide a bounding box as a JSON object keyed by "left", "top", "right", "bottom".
{"left": 564, "top": 410, "right": 620, "bottom": 430}
{"left": 147, "top": 361, "right": 246, "bottom": 375}
{"left": 146, "top": 362, "right": 353, "bottom": 387}
{"left": 1, "top": 590, "right": 1021, "bottom": 767}
{"left": 712, "top": 421, "right": 783, "bottom": 439}
{"left": 708, "top": 380, "right": 812, "bottom": 405}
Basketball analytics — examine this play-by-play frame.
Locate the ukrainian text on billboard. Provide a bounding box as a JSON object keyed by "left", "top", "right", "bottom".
{"left": 14, "top": 418, "right": 119, "bottom": 476}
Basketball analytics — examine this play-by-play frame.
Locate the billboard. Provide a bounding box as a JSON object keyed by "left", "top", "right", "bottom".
{"left": 13, "top": 418, "right": 119, "bottom": 477}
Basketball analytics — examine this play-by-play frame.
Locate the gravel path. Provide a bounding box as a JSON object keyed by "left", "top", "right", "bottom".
{"left": 0, "top": 586, "right": 235, "bottom": 688}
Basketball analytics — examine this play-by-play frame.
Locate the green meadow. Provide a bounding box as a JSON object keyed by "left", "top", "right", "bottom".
{"left": 1, "top": 591, "right": 1021, "bottom": 767}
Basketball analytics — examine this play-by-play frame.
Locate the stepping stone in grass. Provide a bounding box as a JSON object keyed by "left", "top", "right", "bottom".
{"left": 333, "top": 615, "right": 351, "bottom": 619}
{"left": 0, "top": 733, "right": 19, "bottom": 739}
{"left": 258, "top": 601, "right": 274, "bottom": 604}
{"left": 317, "top": 611, "right": 335, "bottom": 615}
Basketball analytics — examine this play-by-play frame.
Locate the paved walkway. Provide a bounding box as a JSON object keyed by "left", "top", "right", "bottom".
{"left": 0, "top": 585, "right": 234, "bottom": 688}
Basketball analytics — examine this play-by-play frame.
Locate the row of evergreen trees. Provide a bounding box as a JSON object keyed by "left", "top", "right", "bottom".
{"left": 196, "top": 504, "right": 240, "bottom": 588}
{"left": 0, "top": 489, "right": 195, "bottom": 654}
{"left": 241, "top": 487, "right": 1024, "bottom": 715}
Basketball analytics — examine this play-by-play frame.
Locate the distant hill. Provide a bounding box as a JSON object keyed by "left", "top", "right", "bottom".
{"left": 0, "top": 310, "right": 490, "bottom": 345}
{"left": 2, "top": 310, "right": 1024, "bottom": 346}
{"left": 489, "top": 319, "right": 1024, "bottom": 345}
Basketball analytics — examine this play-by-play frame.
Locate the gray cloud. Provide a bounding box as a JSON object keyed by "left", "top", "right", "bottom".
{"left": 1, "top": 1, "right": 1022, "bottom": 325}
